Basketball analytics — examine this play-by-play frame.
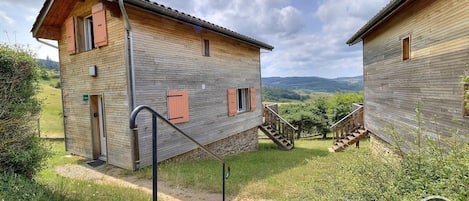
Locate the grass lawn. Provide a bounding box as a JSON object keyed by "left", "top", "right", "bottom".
{"left": 37, "top": 78, "right": 64, "bottom": 138}
{"left": 133, "top": 137, "right": 372, "bottom": 201}
{"left": 33, "top": 141, "right": 152, "bottom": 201}
{"left": 37, "top": 138, "right": 370, "bottom": 201}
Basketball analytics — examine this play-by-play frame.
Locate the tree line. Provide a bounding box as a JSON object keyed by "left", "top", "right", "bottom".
{"left": 278, "top": 92, "right": 363, "bottom": 138}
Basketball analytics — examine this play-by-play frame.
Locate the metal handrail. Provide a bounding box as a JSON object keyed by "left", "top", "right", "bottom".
{"left": 129, "top": 105, "right": 230, "bottom": 201}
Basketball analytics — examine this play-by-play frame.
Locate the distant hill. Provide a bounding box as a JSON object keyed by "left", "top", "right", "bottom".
{"left": 262, "top": 76, "right": 363, "bottom": 92}
{"left": 37, "top": 58, "right": 59, "bottom": 71}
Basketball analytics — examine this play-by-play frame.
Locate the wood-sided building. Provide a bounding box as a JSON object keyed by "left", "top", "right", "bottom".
{"left": 32, "top": 0, "right": 273, "bottom": 170}
{"left": 347, "top": 0, "right": 469, "bottom": 150}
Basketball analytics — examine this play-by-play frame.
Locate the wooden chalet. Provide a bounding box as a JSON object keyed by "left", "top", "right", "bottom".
{"left": 346, "top": 0, "right": 469, "bottom": 151}
{"left": 31, "top": 0, "right": 274, "bottom": 170}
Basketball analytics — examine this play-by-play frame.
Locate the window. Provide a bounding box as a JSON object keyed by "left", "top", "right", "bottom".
{"left": 167, "top": 90, "right": 189, "bottom": 124}
{"left": 65, "top": 2, "right": 108, "bottom": 54}
{"left": 237, "top": 88, "right": 248, "bottom": 112}
{"left": 203, "top": 39, "right": 210, "bottom": 56}
{"left": 402, "top": 36, "right": 410, "bottom": 61}
{"left": 227, "top": 88, "right": 256, "bottom": 116}
{"left": 84, "top": 16, "right": 95, "bottom": 51}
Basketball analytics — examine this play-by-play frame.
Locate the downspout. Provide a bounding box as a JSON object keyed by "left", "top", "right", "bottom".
{"left": 118, "top": 0, "right": 140, "bottom": 170}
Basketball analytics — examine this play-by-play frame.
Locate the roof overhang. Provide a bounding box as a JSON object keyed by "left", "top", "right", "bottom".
{"left": 31, "top": 0, "right": 82, "bottom": 40}
{"left": 346, "top": 0, "right": 413, "bottom": 46}
{"left": 32, "top": 0, "right": 274, "bottom": 51}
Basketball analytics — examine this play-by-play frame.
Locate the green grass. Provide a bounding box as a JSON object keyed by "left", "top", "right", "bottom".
{"left": 32, "top": 141, "right": 152, "bottom": 201}
{"left": 127, "top": 137, "right": 370, "bottom": 200}
{"left": 37, "top": 72, "right": 64, "bottom": 138}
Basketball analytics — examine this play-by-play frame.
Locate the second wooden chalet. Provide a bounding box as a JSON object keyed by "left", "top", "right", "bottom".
{"left": 346, "top": 0, "right": 469, "bottom": 152}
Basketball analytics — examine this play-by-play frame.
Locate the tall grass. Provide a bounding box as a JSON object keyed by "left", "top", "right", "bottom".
{"left": 1, "top": 141, "right": 151, "bottom": 201}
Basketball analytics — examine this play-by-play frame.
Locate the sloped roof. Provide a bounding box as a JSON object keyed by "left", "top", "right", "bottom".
{"left": 32, "top": 0, "right": 274, "bottom": 50}
{"left": 346, "top": 0, "right": 412, "bottom": 46}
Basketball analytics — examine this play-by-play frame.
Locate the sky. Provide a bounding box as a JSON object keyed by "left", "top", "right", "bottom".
{"left": 0, "top": 0, "right": 389, "bottom": 78}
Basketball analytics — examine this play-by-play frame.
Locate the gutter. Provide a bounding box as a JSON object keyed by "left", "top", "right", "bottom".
{"left": 36, "top": 38, "right": 58, "bottom": 49}
{"left": 118, "top": 0, "right": 140, "bottom": 170}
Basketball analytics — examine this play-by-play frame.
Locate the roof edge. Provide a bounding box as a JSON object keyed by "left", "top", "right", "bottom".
{"left": 124, "top": 0, "right": 274, "bottom": 51}
{"left": 31, "top": 0, "right": 54, "bottom": 37}
{"left": 346, "top": 0, "right": 409, "bottom": 46}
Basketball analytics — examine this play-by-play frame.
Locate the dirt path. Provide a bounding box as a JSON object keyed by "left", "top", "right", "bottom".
{"left": 55, "top": 163, "right": 233, "bottom": 201}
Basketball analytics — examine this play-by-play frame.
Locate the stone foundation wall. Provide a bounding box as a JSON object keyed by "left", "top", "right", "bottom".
{"left": 369, "top": 133, "right": 401, "bottom": 163}
{"left": 167, "top": 127, "right": 258, "bottom": 162}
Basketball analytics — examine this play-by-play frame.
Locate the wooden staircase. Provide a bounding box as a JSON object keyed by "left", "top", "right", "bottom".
{"left": 259, "top": 104, "right": 297, "bottom": 150}
{"left": 329, "top": 104, "right": 368, "bottom": 152}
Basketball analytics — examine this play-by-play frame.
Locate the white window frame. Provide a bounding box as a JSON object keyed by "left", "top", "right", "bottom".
{"left": 84, "top": 15, "right": 95, "bottom": 51}
{"left": 237, "top": 88, "right": 249, "bottom": 113}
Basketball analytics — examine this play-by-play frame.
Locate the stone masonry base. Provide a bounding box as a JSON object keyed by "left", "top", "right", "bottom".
{"left": 369, "top": 133, "right": 401, "bottom": 163}
{"left": 166, "top": 127, "right": 259, "bottom": 162}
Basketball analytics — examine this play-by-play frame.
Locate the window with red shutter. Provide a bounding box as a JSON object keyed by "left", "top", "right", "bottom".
{"left": 167, "top": 90, "right": 189, "bottom": 124}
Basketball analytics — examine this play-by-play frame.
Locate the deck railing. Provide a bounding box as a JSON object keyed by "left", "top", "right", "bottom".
{"left": 330, "top": 104, "right": 364, "bottom": 143}
{"left": 263, "top": 104, "right": 297, "bottom": 147}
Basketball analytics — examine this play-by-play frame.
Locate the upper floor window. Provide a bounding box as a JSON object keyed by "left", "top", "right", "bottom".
{"left": 402, "top": 36, "right": 410, "bottom": 61}
{"left": 66, "top": 2, "right": 108, "bottom": 54}
{"left": 84, "top": 16, "right": 95, "bottom": 51}
{"left": 203, "top": 39, "right": 210, "bottom": 56}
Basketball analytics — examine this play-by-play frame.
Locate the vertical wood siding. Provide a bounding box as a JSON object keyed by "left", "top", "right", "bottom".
{"left": 127, "top": 7, "right": 262, "bottom": 164}
{"left": 362, "top": 0, "right": 469, "bottom": 147}
{"left": 58, "top": 0, "right": 132, "bottom": 169}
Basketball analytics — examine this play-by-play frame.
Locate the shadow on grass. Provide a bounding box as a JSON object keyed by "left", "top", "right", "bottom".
{"left": 154, "top": 138, "right": 332, "bottom": 197}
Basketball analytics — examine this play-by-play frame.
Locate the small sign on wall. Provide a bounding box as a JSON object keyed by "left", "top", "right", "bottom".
{"left": 83, "top": 94, "right": 89, "bottom": 101}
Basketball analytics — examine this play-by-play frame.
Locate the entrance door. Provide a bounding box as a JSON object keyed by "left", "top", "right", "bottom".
{"left": 90, "top": 95, "right": 107, "bottom": 160}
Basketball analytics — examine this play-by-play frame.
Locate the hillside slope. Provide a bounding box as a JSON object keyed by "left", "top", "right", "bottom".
{"left": 262, "top": 76, "right": 363, "bottom": 92}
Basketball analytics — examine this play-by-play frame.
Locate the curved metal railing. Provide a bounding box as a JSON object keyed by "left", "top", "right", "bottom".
{"left": 129, "top": 105, "right": 230, "bottom": 201}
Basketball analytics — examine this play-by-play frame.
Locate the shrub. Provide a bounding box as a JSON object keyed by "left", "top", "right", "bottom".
{"left": 0, "top": 172, "right": 56, "bottom": 200}
{"left": 345, "top": 103, "right": 469, "bottom": 200}
{"left": 0, "top": 44, "right": 50, "bottom": 178}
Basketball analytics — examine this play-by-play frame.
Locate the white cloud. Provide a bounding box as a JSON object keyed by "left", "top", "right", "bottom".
{"left": 155, "top": 0, "right": 388, "bottom": 78}
{"left": 0, "top": 11, "right": 14, "bottom": 25}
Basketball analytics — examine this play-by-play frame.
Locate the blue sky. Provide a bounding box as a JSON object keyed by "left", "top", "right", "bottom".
{"left": 0, "top": 0, "right": 388, "bottom": 78}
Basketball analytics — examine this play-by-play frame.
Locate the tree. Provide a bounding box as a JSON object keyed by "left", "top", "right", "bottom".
{"left": 0, "top": 44, "right": 49, "bottom": 178}
{"left": 279, "top": 97, "right": 329, "bottom": 138}
{"left": 326, "top": 92, "right": 363, "bottom": 124}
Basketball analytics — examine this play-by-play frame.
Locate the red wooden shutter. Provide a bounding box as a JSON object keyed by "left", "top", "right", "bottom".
{"left": 65, "top": 16, "right": 76, "bottom": 54}
{"left": 250, "top": 88, "right": 256, "bottom": 111}
{"left": 167, "top": 90, "right": 189, "bottom": 124}
{"left": 227, "top": 89, "right": 237, "bottom": 116}
{"left": 92, "top": 2, "right": 108, "bottom": 47}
